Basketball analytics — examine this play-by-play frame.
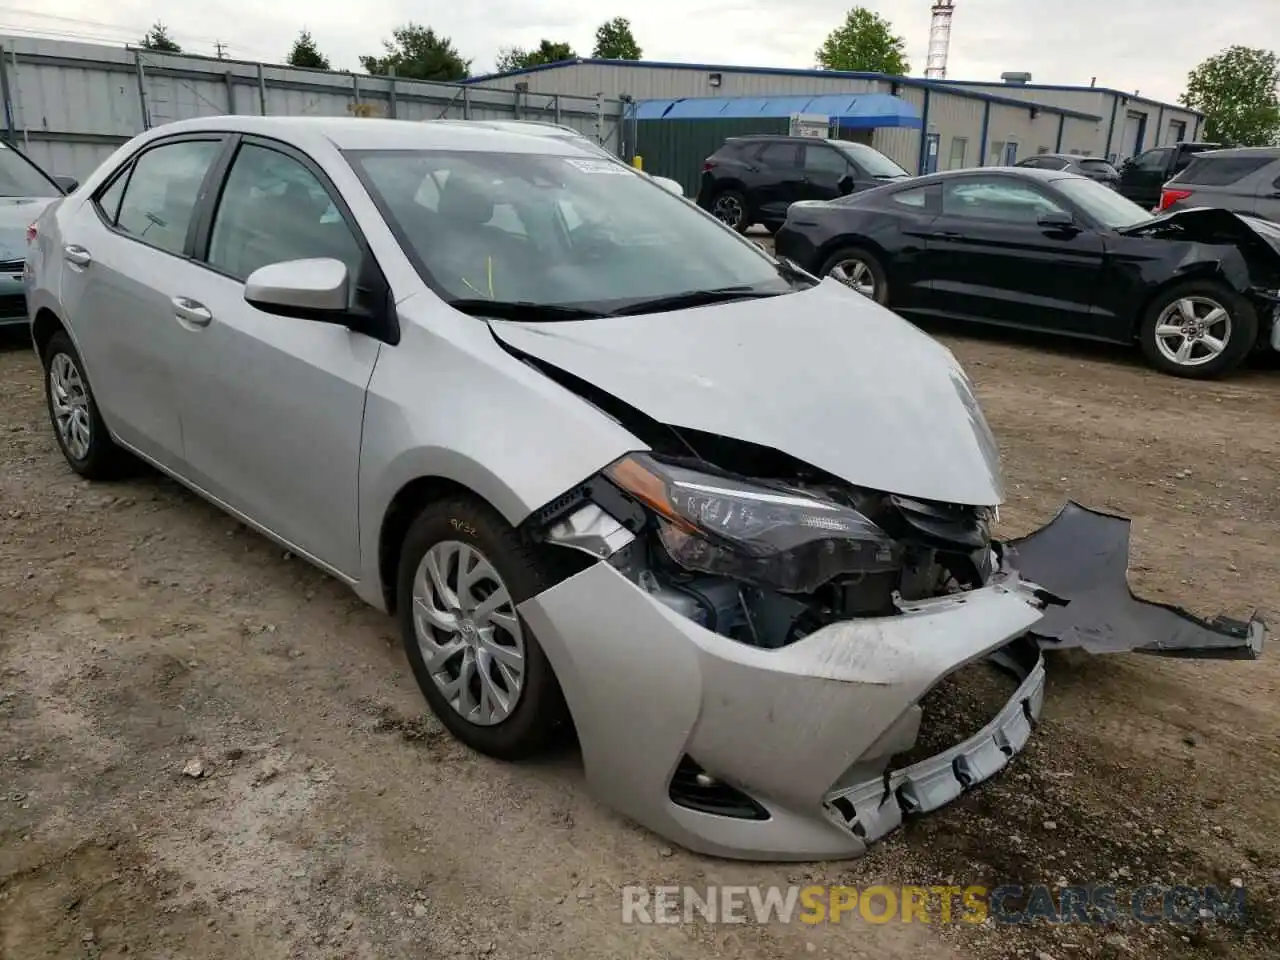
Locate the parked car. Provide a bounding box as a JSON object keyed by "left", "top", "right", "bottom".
{"left": 1116, "top": 141, "right": 1220, "bottom": 208}
{"left": 696, "top": 135, "right": 911, "bottom": 233}
{"left": 1157, "top": 146, "right": 1280, "bottom": 220}
{"left": 773, "top": 166, "right": 1280, "bottom": 379}
{"left": 25, "top": 117, "right": 1264, "bottom": 862}
{"left": 425, "top": 117, "right": 686, "bottom": 197}
{"left": 1, "top": 141, "right": 76, "bottom": 327}
{"left": 1016, "top": 153, "right": 1120, "bottom": 188}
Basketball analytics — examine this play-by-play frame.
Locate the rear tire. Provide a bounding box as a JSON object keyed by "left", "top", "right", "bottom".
{"left": 1138, "top": 280, "right": 1257, "bottom": 380}
{"left": 710, "top": 189, "right": 750, "bottom": 232}
{"left": 41, "top": 330, "right": 133, "bottom": 480}
{"left": 819, "top": 246, "right": 889, "bottom": 305}
{"left": 396, "top": 496, "right": 572, "bottom": 761}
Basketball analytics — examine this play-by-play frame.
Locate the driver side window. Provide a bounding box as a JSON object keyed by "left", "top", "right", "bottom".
{"left": 942, "top": 178, "right": 1067, "bottom": 224}
{"left": 1135, "top": 148, "right": 1171, "bottom": 171}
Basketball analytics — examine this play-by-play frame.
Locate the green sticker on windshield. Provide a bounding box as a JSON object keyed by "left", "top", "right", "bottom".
{"left": 564, "top": 158, "right": 630, "bottom": 176}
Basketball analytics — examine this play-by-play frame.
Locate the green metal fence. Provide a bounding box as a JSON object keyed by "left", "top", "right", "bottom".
{"left": 633, "top": 117, "right": 789, "bottom": 198}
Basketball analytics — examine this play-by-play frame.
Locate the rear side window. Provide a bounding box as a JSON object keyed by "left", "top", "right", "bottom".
{"left": 1175, "top": 155, "right": 1275, "bottom": 186}
{"left": 113, "top": 139, "right": 222, "bottom": 256}
{"left": 756, "top": 143, "right": 799, "bottom": 167}
{"left": 1078, "top": 159, "right": 1118, "bottom": 176}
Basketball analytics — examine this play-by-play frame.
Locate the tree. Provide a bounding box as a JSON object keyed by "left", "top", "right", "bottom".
{"left": 1181, "top": 46, "right": 1280, "bottom": 147}
{"left": 288, "top": 30, "right": 331, "bottom": 70}
{"left": 495, "top": 39, "right": 577, "bottom": 73}
{"left": 592, "top": 17, "right": 642, "bottom": 60}
{"left": 360, "top": 23, "right": 470, "bottom": 81}
{"left": 140, "top": 22, "right": 182, "bottom": 53}
{"left": 815, "top": 7, "right": 909, "bottom": 75}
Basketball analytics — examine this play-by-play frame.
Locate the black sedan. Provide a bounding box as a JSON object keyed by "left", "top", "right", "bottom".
{"left": 773, "top": 167, "right": 1280, "bottom": 379}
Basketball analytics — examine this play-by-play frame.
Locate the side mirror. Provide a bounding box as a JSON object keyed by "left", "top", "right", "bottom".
{"left": 653, "top": 176, "right": 684, "bottom": 197}
{"left": 1037, "top": 210, "right": 1077, "bottom": 230}
{"left": 244, "top": 257, "right": 351, "bottom": 322}
{"left": 54, "top": 175, "right": 78, "bottom": 193}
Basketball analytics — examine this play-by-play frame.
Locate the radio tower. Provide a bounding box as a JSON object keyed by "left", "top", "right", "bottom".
{"left": 925, "top": 0, "right": 955, "bottom": 80}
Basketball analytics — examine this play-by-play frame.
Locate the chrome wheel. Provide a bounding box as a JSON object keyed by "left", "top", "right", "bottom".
{"left": 49, "top": 352, "right": 91, "bottom": 461}
{"left": 411, "top": 540, "right": 526, "bottom": 727}
{"left": 1153, "top": 296, "right": 1232, "bottom": 368}
{"left": 712, "top": 193, "right": 744, "bottom": 228}
{"left": 829, "top": 258, "right": 876, "bottom": 298}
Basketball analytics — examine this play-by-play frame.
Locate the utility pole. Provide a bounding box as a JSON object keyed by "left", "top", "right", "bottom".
{"left": 214, "top": 40, "right": 227, "bottom": 59}
{"left": 926, "top": 0, "right": 955, "bottom": 80}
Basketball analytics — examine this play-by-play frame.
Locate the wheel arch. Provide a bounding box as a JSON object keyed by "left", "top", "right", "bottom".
{"left": 31, "top": 307, "right": 67, "bottom": 358}
{"left": 812, "top": 233, "right": 891, "bottom": 278}
{"left": 1129, "top": 266, "right": 1253, "bottom": 344}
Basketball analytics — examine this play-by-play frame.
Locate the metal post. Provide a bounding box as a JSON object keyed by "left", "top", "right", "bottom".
{"left": 134, "top": 49, "right": 151, "bottom": 130}
{"left": 352, "top": 72, "right": 361, "bottom": 114}
{"left": 512, "top": 87, "right": 521, "bottom": 120}
{"left": 462, "top": 86, "right": 471, "bottom": 119}
{"left": 224, "top": 71, "right": 235, "bottom": 114}
{"left": 0, "top": 43, "right": 14, "bottom": 145}
{"left": 594, "top": 92, "right": 603, "bottom": 146}
{"left": 553, "top": 94, "right": 561, "bottom": 125}
{"left": 256, "top": 61, "right": 268, "bottom": 115}
{"left": 11, "top": 48, "right": 25, "bottom": 150}
{"left": 387, "top": 65, "right": 397, "bottom": 119}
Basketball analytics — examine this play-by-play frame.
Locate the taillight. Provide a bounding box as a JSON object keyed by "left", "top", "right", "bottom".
{"left": 702, "top": 160, "right": 717, "bottom": 172}
{"left": 25, "top": 221, "right": 37, "bottom": 244}
{"left": 1158, "top": 188, "right": 1192, "bottom": 211}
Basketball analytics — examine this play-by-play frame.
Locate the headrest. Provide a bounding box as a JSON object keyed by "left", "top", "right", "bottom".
{"left": 437, "top": 174, "right": 495, "bottom": 226}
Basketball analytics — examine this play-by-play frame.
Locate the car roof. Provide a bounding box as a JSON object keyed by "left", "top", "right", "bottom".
{"left": 128, "top": 115, "right": 596, "bottom": 155}
{"left": 1193, "top": 145, "right": 1280, "bottom": 160}
{"left": 908, "top": 166, "right": 1088, "bottom": 186}
{"left": 425, "top": 118, "right": 589, "bottom": 139}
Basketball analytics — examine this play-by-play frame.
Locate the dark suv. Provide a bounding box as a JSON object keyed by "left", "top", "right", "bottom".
{"left": 1157, "top": 147, "right": 1280, "bottom": 221}
{"left": 1116, "top": 141, "right": 1221, "bottom": 208}
{"left": 696, "top": 136, "right": 911, "bottom": 233}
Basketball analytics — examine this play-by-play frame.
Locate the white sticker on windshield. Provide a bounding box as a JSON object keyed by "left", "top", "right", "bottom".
{"left": 563, "top": 158, "right": 630, "bottom": 175}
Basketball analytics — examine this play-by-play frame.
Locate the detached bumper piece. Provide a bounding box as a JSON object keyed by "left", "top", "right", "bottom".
{"left": 1009, "top": 501, "right": 1266, "bottom": 660}
{"left": 824, "top": 638, "right": 1045, "bottom": 844}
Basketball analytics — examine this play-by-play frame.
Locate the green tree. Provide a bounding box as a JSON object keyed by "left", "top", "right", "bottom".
{"left": 495, "top": 39, "right": 576, "bottom": 73}
{"left": 360, "top": 23, "right": 470, "bottom": 81}
{"left": 815, "top": 7, "right": 909, "bottom": 75}
{"left": 140, "top": 22, "right": 182, "bottom": 53}
{"left": 592, "top": 17, "right": 642, "bottom": 60}
{"left": 1181, "top": 46, "right": 1280, "bottom": 147}
{"left": 288, "top": 29, "right": 331, "bottom": 70}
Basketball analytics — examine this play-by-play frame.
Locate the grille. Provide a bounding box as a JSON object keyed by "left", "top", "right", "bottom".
{"left": 0, "top": 258, "right": 24, "bottom": 272}
{"left": 0, "top": 293, "right": 26, "bottom": 318}
{"left": 668, "top": 755, "right": 769, "bottom": 820}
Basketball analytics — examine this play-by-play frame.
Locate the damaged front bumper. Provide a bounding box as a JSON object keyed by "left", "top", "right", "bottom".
{"left": 518, "top": 502, "right": 1265, "bottom": 862}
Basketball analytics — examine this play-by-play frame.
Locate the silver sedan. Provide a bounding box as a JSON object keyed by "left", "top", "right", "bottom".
{"left": 24, "top": 116, "right": 1265, "bottom": 862}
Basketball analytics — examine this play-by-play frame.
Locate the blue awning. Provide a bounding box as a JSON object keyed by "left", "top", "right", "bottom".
{"left": 631, "top": 92, "right": 921, "bottom": 128}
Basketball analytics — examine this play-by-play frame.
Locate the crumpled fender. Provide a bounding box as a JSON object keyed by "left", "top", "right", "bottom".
{"left": 1006, "top": 501, "right": 1266, "bottom": 659}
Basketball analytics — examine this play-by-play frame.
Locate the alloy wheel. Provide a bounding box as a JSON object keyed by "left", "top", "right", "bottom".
{"left": 49, "top": 352, "right": 91, "bottom": 461}
{"left": 712, "top": 194, "right": 744, "bottom": 228}
{"left": 829, "top": 258, "right": 876, "bottom": 299}
{"left": 411, "top": 540, "right": 526, "bottom": 727}
{"left": 1153, "top": 296, "right": 1232, "bottom": 368}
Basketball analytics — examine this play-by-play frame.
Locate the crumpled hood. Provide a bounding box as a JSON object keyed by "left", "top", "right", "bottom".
{"left": 1120, "top": 206, "right": 1280, "bottom": 271}
{"left": 489, "top": 280, "right": 1006, "bottom": 506}
{"left": 0, "top": 196, "right": 56, "bottom": 261}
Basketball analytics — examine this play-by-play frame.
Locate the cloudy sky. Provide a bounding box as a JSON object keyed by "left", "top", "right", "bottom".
{"left": 13, "top": 0, "right": 1279, "bottom": 104}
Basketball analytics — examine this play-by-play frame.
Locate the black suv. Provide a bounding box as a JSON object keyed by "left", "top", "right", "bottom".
{"left": 1116, "top": 141, "right": 1221, "bottom": 208}
{"left": 696, "top": 135, "right": 912, "bottom": 233}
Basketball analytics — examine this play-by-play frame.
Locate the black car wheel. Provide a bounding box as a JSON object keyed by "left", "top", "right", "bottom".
{"left": 711, "top": 190, "right": 749, "bottom": 232}
{"left": 41, "top": 330, "right": 133, "bottom": 479}
{"left": 1138, "top": 280, "right": 1257, "bottom": 380}
{"left": 396, "top": 495, "right": 572, "bottom": 760}
{"left": 819, "top": 247, "right": 888, "bottom": 305}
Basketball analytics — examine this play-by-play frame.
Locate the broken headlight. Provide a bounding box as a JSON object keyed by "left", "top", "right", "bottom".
{"left": 604, "top": 453, "right": 900, "bottom": 593}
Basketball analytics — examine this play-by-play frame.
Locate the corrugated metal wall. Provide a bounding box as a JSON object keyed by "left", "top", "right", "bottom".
{"left": 0, "top": 36, "right": 629, "bottom": 179}
{"left": 634, "top": 117, "right": 788, "bottom": 196}
{"left": 870, "top": 86, "right": 924, "bottom": 171}
{"left": 926, "top": 92, "right": 985, "bottom": 170}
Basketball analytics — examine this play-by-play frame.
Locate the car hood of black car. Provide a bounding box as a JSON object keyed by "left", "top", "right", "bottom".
{"left": 1118, "top": 206, "right": 1280, "bottom": 266}
{"left": 488, "top": 280, "right": 1007, "bottom": 506}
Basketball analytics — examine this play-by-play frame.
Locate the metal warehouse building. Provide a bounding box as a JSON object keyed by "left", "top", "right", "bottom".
{"left": 466, "top": 59, "right": 1203, "bottom": 188}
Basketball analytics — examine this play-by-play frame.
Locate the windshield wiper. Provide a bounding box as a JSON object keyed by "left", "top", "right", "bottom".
{"left": 775, "top": 257, "right": 817, "bottom": 287}
{"left": 448, "top": 299, "right": 607, "bottom": 322}
{"left": 610, "top": 286, "right": 782, "bottom": 317}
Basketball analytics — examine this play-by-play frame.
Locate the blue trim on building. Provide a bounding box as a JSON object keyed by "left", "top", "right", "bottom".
{"left": 925, "top": 77, "right": 1203, "bottom": 119}
{"left": 979, "top": 101, "right": 991, "bottom": 167}
{"left": 463, "top": 58, "right": 1104, "bottom": 121}
{"left": 1104, "top": 95, "right": 1119, "bottom": 159}
{"left": 1155, "top": 104, "right": 1165, "bottom": 146}
{"left": 631, "top": 92, "right": 921, "bottom": 127}
{"left": 916, "top": 87, "right": 932, "bottom": 174}
{"left": 1055, "top": 113, "right": 1065, "bottom": 152}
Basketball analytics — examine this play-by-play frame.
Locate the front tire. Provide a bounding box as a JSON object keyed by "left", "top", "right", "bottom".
{"left": 41, "top": 330, "right": 132, "bottom": 479}
{"left": 396, "top": 496, "right": 571, "bottom": 760}
{"left": 1138, "top": 280, "right": 1257, "bottom": 380}
{"left": 819, "top": 246, "right": 889, "bottom": 305}
{"left": 710, "top": 189, "right": 750, "bottom": 232}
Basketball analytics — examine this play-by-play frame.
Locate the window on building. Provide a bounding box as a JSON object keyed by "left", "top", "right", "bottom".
{"left": 989, "top": 140, "right": 1005, "bottom": 166}
{"left": 948, "top": 137, "right": 968, "bottom": 170}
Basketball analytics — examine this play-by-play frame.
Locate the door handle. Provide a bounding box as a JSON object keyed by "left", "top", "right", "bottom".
{"left": 63, "top": 244, "right": 92, "bottom": 267}
{"left": 926, "top": 230, "right": 964, "bottom": 240}
{"left": 172, "top": 296, "right": 213, "bottom": 327}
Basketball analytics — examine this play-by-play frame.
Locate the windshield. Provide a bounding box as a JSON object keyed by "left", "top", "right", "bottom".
{"left": 348, "top": 148, "right": 796, "bottom": 312}
{"left": 0, "top": 143, "right": 60, "bottom": 198}
{"left": 1052, "top": 175, "right": 1153, "bottom": 229}
{"left": 832, "top": 142, "right": 910, "bottom": 179}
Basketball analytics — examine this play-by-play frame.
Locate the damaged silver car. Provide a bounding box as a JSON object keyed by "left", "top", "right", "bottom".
{"left": 26, "top": 117, "right": 1267, "bottom": 862}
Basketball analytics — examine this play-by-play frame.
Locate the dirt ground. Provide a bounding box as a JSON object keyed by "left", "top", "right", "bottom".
{"left": 2, "top": 319, "right": 1280, "bottom": 960}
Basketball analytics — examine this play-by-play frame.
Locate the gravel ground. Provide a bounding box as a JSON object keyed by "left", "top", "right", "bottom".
{"left": 2, "top": 318, "right": 1279, "bottom": 960}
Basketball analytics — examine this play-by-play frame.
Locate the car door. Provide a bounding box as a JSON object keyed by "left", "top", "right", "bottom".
{"left": 797, "top": 143, "right": 854, "bottom": 203}
{"left": 169, "top": 136, "right": 385, "bottom": 577}
{"left": 1119, "top": 147, "right": 1172, "bottom": 206}
{"left": 922, "top": 175, "right": 1106, "bottom": 335}
{"left": 750, "top": 142, "right": 804, "bottom": 221}
{"left": 55, "top": 135, "right": 226, "bottom": 468}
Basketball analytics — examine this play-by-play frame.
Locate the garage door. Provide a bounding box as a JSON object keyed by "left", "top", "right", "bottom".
{"left": 1120, "top": 111, "right": 1147, "bottom": 160}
